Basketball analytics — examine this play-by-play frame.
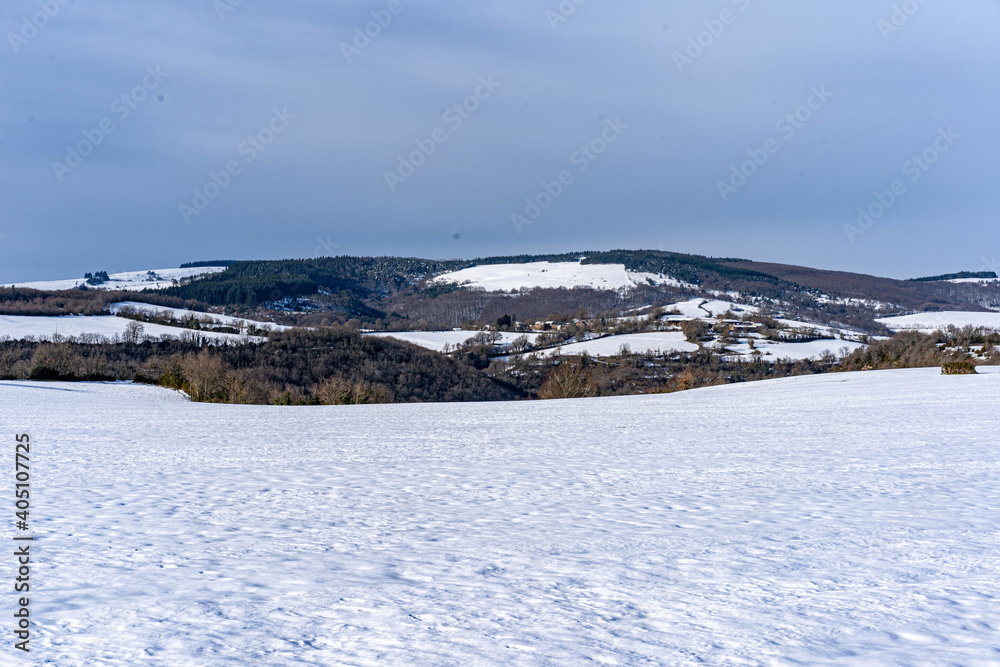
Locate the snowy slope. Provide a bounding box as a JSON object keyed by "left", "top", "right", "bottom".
{"left": 724, "top": 338, "right": 865, "bottom": 361}
{"left": 368, "top": 330, "right": 541, "bottom": 352}
{"left": 947, "top": 277, "right": 1000, "bottom": 284}
{"left": 110, "top": 301, "right": 290, "bottom": 332}
{"left": 10, "top": 267, "right": 227, "bottom": 292}
{"left": 538, "top": 331, "right": 699, "bottom": 357}
{"left": 0, "top": 314, "right": 253, "bottom": 343}
{"left": 535, "top": 332, "right": 862, "bottom": 360}
{"left": 665, "top": 297, "right": 760, "bottom": 320}
{"left": 877, "top": 311, "right": 1000, "bottom": 332}
{"left": 2, "top": 369, "right": 999, "bottom": 665}
{"left": 431, "top": 261, "right": 695, "bottom": 291}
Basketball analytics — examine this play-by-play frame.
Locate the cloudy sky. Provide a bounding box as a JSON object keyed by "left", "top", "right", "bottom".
{"left": 1, "top": 0, "right": 998, "bottom": 282}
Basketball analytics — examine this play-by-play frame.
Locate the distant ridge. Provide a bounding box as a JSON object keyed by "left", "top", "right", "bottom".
{"left": 180, "top": 260, "right": 240, "bottom": 268}
{"left": 909, "top": 271, "right": 998, "bottom": 282}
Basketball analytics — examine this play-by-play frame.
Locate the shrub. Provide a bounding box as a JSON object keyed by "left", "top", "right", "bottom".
{"left": 179, "top": 351, "right": 231, "bottom": 401}
{"left": 681, "top": 320, "right": 710, "bottom": 343}
{"left": 538, "top": 360, "right": 599, "bottom": 399}
{"left": 942, "top": 361, "right": 977, "bottom": 375}
{"left": 316, "top": 376, "right": 394, "bottom": 405}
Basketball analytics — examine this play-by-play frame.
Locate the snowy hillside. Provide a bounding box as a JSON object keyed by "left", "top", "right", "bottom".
{"left": 0, "top": 314, "right": 252, "bottom": 343}
{"left": 10, "top": 267, "right": 227, "bottom": 292}
{"left": 368, "top": 330, "right": 541, "bottom": 352}
{"left": 3, "top": 368, "right": 999, "bottom": 665}
{"left": 877, "top": 311, "right": 1000, "bottom": 332}
{"left": 110, "top": 302, "right": 290, "bottom": 332}
{"left": 541, "top": 331, "right": 699, "bottom": 357}
{"left": 664, "top": 297, "right": 760, "bottom": 320}
{"left": 431, "top": 261, "right": 695, "bottom": 291}
{"left": 0, "top": 302, "right": 285, "bottom": 343}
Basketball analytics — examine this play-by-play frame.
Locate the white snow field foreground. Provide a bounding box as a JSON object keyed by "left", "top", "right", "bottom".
{"left": 3, "top": 369, "right": 1000, "bottom": 665}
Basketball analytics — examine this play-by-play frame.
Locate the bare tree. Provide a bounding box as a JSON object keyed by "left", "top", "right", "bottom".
{"left": 123, "top": 320, "right": 145, "bottom": 344}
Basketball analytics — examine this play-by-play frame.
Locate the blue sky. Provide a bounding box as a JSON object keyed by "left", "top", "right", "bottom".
{"left": 1, "top": 0, "right": 998, "bottom": 282}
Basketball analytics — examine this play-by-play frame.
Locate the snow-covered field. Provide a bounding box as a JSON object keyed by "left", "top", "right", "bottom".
{"left": 877, "top": 311, "right": 1000, "bottom": 332}
{"left": 664, "top": 298, "right": 760, "bottom": 320}
{"left": 431, "top": 262, "right": 694, "bottom": 291}
{"left": 542, "top": 333, "right": 862, "bottom": 361}
{"left": 539, "top": 331, "right": 699, "bottom": 357}
{"left": 9, "top": 267, "right": 227, "bottom": 292}
{"left": 110, "top": 302, "right": 290, "bottom": 332}
{"left": 3, "top": 368, "right": 999, "bottom": 665}
{"left": 0, "top": 314, "right": 251, "bottom": 343}
{"left": 724, "top": 338, "right": 866, "bottom": 361}
{"left": 368, "top": 331, "right": 541, "bottom": 352}
{"left": 947, "top": 277, "right": 1000, "bottom": 284}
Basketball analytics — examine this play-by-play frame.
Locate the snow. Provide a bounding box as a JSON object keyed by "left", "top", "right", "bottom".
{"left": 724, "top": 338, "right": 866, "bottom": 361}
{"left": 536, "top": 331, "right": 699, "bottom": 357}
{"left": 947, "top": 277, "right": 1000, "bottom": 284}
{"left": 664, "top": 298, "right": 760, "bottom": 320}
{"left": 0, "top": 314, "right": 255, "bottom": 343}
{"left": 3, "top": 368, "right": 999, "bottom": 665}
{"left": 537, "top": 332, "right": 862, "bottom": 360}
{"left": 431, "top": 261, "right": 695, "bottom": 292}
{"left": 110, "top": 301, "right": 290, "bottom": 332}
{"left": 367, "top": 331, "right": 542, "bottom": 352}
{"left": 9, "top": 267, "right": 227, "bottom": 292}
{"left": 877, "top": 311, "right": 1000, "bottom": 332}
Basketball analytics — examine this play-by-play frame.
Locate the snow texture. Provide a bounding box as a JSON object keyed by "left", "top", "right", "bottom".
{"left": 664, "top": 298, "right": 760, "bottom": 320}
{"left": 539, "top": 331, "right": 699, "bottom": 357}
{"left": 877, "top": 311, "right": 1000, "bottom": 332}
{"left": 109, "top": 302, "right": 290, "bottom": 332}
{"left": 367, "top": 331, "right": 541, "bottom": 352}
{"left": 431, "top": 262, "right": 695, "bottom": 292}
{"left": 10, "top": 267, "right": 227, "bottom": 292}
{"left": 0, "top": 315, "right": 253, "bottom": 344}
{"left": 2, "top": 368, "right": 999, "bottom": 665}
{"left": 723, "top": 338, "right": 866, "bottom": 361}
